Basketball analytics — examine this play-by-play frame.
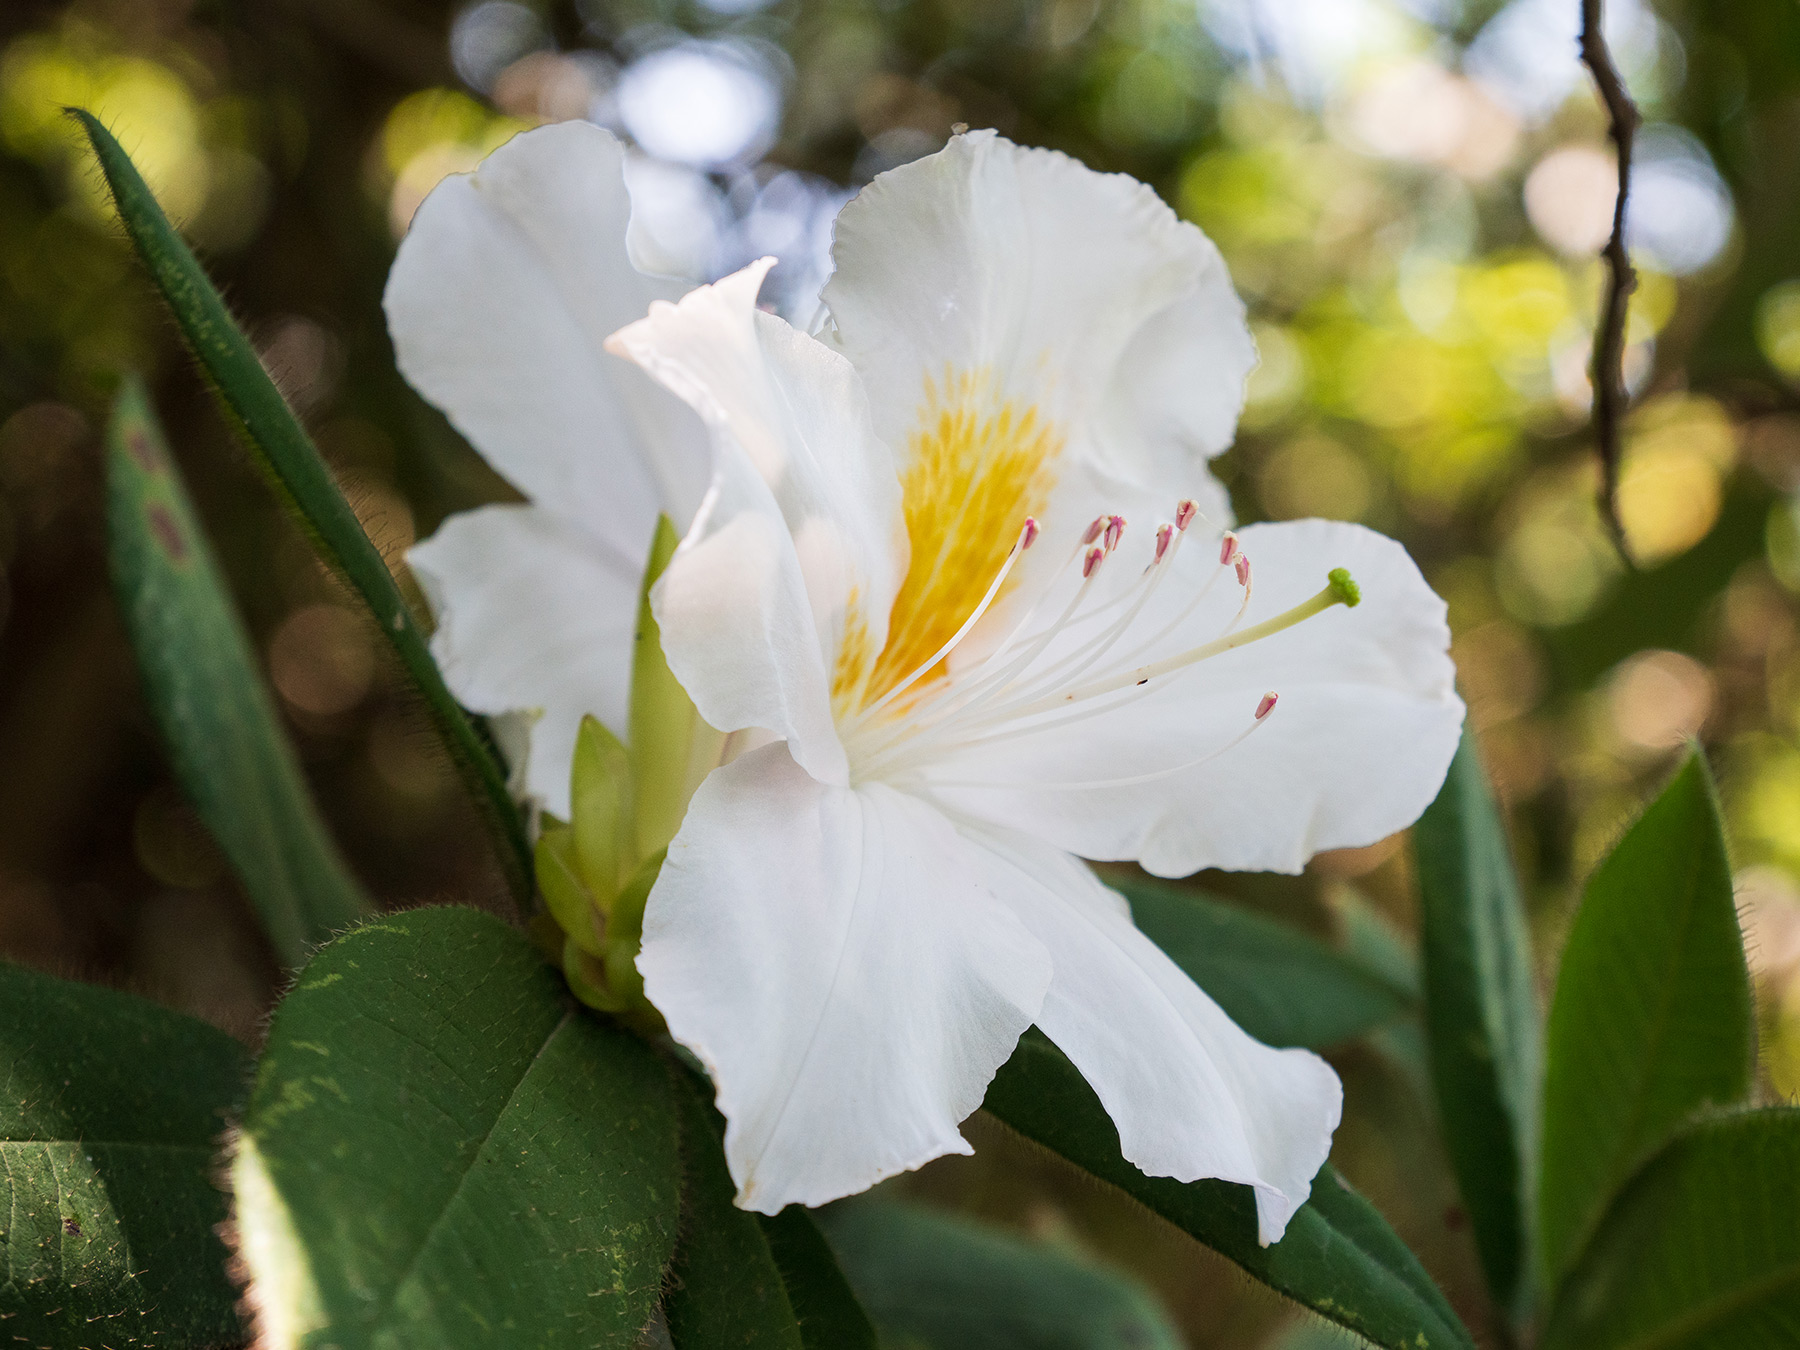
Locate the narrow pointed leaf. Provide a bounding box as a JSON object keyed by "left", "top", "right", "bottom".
{"left": 233, "top": 907, "right": 681, "bottom": 1347}
{"left": 1413, "top": 730, "right": 1540, "bottom": 1318}
{"left": 1540, "top": 1109, "right": 1800, "bottom": 1350}
{"left": 74, "top": 110, "right": 531, "bottom": 907}
{"left": 818, "top": 1198, "right": 1183, "bottom": 1350}
{"left": 0, "top": 961, "right": 248, "bottom": 1346}
{"left": 1119, "top": 878, "right": 1416, "bottom": 1050}
{"left": 1539, "top": 752, "right": 1753, "bottom": 1287}
{"left": 662, "top": 1073, "right": 875, "bottom": 1350}
{"left": 107, "top": 378, "right": 366, "bottom": 965}
{"left": 983, "top": 1034, "right": 1475, "bottom": 1350}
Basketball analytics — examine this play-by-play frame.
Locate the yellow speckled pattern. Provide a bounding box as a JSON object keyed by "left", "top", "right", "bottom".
{"left": 834, "top": 367, "right": 1060, "bottom": 718}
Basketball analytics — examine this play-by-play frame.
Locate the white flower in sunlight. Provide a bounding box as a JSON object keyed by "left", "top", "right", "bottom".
{"left": 387, "top": 122, "right": 1464, "bottom": 1245}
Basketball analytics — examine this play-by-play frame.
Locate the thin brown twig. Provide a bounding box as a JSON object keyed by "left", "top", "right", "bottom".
{"left": 1579, "top": 0, "right": 1640, "bottom": 566}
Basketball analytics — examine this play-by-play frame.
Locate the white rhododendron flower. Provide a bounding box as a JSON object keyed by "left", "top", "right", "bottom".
{"left": 389, "top": 121, "right": 1463, "bottom": 1245}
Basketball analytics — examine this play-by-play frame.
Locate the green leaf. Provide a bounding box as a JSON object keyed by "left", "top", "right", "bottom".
{"left": 0, "top": 961, "right": 249, "bottom": 1347}
{"left": 818, "top": 1198, "right": 1184, "bottom": 1350}
{"left": 1118, "top": 878, "right": 1415, "bottom": 1049}
{"left": 1539, "top": 1109, "right": 1800, "bottom": 1350}
{"left": 106, "top": 378, "right": 367, "bottom": 965}
{"left": 1538, "top": 751, "right": 1753, "bottom": 1288}
{"left": 74, "top": 110, "right": 532, "bottom": 908}
{"left": 759, "top": 1206, "right": 881, "bottom": 1350}
{"left": 983, "top": 1034, "right": 1475, "bottom": 1350}
{"left": 662, "top": 1073, "right": 875, "bottom": 1350}
{"left": 233, "top": 906, "right": 682, "bottom": 1347}
{"left": 1413, "top": 729, "right": 1541, "bottom": 1319}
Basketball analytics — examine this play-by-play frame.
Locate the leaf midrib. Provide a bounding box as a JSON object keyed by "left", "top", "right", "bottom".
{"left": 359, "top": 1005, "right": 577, "bottom": 1336}
{"left": 1561, "top": 835, "right": 1709, "bottom": 1278}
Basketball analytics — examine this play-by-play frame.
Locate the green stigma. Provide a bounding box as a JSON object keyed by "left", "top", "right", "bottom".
{"left": 1327, "top": 567, "right": 1361, "bottom": 608}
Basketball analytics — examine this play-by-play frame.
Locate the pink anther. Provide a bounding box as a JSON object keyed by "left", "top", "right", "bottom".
{"left": 1219, "top": 531, "right": 1240, "bottom": 566}
{"left": 1154, "top": 523, "right": 1174, "bottom": 563}
{"left": 1020, "top": 516, "right": 1040, "bottom": 550}
{"left": 1082, "top": 546, "right": 1105, "bottom": 579}
{"left": 1235, "top": 553, "right": 1251, "bottom": 587}
{"left": 1083, "top": 516, "right": 1106, "bottom": 545}
{"left": 1175, "top": 499, "right": 1198, "bottom": 531}
{"left": 1104, "top": 515, "right": 1126, "bottom": 552}
{"left": 1256, "top": 691, "right": 1278, "bottom": 721}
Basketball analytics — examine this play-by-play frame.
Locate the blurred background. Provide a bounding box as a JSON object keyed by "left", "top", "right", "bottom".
{"left": 1, "top": 0, "right": 1796, "bottom": 1343}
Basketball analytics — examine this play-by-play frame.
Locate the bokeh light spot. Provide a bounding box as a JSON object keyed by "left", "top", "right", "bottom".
{"left": 1608, "top": 649, "right": 1714, "bottom": 751}
{"left": 269, "top": 604, "right": 377, "bottom": 719}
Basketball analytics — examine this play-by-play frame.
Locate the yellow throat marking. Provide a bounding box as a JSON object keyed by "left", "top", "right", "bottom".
{"left": 835, "top": 368, "right": 1060, "bottom": 719}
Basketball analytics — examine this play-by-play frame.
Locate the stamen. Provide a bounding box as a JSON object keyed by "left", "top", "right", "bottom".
{"left": 1103, "top": 515, "right": 1126, "bottom": 552}
{"left": 1153, "top": 524, "right": 1174, "bottom": 565}
{"left": 1220, "top": 531, "right": 1239, "bottom": 565}
{"left": 1021, "top": 516, "right": 1040, "bottom": 550}
{"left": 1234, "top": 553, "right": 1251, "bottom": 588}
{"left": 1083, "top": 516, "right": 1106, "bottom": 545}
{"left": 1010, "top": 569, "right": 1362, "bottom": 717}
{"left": 1256, "top": 691, "right": 1278, "bottom": 720}
{"left": 1175, "top": 499, "right": 1198, "bottom": 531}
{"left": 1082, "top": 546, "right": 1105, "bottom": 578}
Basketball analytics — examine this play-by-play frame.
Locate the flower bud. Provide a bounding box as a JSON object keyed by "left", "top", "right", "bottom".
{"left": 534, "top": 825, "right": 605, "bottom": 956}
{"left": 630, "top": 515, "right": 725, "bottom": 858}
{"left": 570, "top": 714, "right": 633, "bottom": 902}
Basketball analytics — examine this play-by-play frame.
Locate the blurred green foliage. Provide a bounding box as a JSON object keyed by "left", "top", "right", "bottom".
{"left": 6, "top": 0, "right": 1800, "bottom": 1344}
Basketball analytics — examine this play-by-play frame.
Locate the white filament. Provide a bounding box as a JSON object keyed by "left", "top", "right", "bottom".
{"left": 843, "top": 506, "right": 1343, "bottom": 787}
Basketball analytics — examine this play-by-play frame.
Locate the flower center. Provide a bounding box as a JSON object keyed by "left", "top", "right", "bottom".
{"left": 840, "top": 505, "right": 1361, "bottom": 787}
{"left": 831, "top": 369, "right": 1059, "bottom": 720}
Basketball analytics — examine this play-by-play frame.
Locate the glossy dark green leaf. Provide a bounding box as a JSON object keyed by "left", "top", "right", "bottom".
{"left": 1119, "top": 878, "right": 1415, "bottom": 1050}
{"left": 232, "top": 906, "right": 681, "bottom": 1348}
{"left": 818, "top": 1198, "right": 1183, "bottom": 1350}
{"left": 0, "top": 961, "right": 248, "bottom": 1347}
{"left": 1413, "top": 729, "right": 1541, "bottom": 1318}
{"left": 983, "top": 1034, "right": 1474, "bottom": 1350}
{"left": 75, "top": 110, "right": 531, "bottom": 908}
{"left": 662, "top": 1074, "right": 875, "bottom": 1350}
{"left": 106, "top": 378, "right": 366, "bottom": 966}
{"left": 1539, "top": 751, "right": 1753, "bottom": 1288}
{"left": 1540, "top": 1109, "right": 1800, "bottom": 1350}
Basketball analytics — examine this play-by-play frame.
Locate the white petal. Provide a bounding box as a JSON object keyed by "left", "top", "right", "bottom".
{"left": 639, "top": 742, "right": 1051, "bottom": 1211}
{"left": 607, "top": 260, "right": 906, "bottom": 786}
{"left": 385, "top": 122, "right": 711, "bottom": 562}
{"left": 823, "top": 130, "right": 1252, "bottom": 503}
{"left": 926, "top": 519, "right": 1464, "bottom": 876}
{"left": 408, "top": 504, "right": 638, "bottom": 818}
{"left": 956, "top": 822, "right": 1341, "bottom": 1245}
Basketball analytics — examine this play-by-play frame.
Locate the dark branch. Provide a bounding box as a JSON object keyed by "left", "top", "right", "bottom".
{"left": 1579, "top": 0, "right": 1640, "bottom": 565}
